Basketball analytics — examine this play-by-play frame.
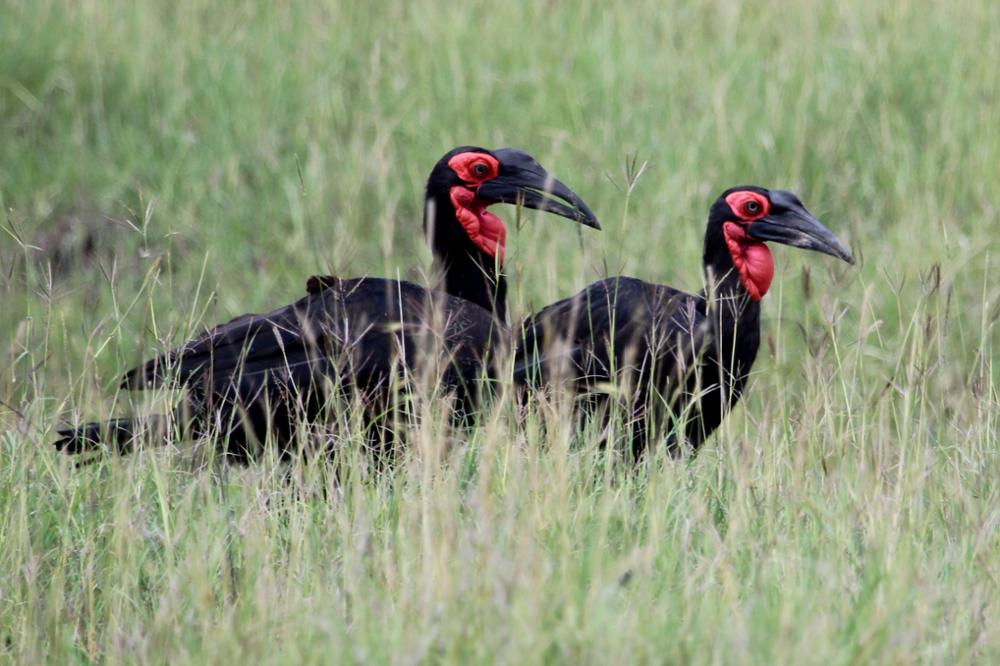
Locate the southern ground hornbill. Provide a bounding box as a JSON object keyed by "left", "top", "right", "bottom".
{"left": 54, "top": 146, "right": 599, "bottom": 461}
{"left": 514, "top": 186, "right": 853, "bottom": 458}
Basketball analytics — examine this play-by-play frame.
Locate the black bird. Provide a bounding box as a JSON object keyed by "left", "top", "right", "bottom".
{"left": 514, "top": 187, "right": 853, "bottom": 458}
{"left": 54, "top": 146, "right": 600, "bottom": 461}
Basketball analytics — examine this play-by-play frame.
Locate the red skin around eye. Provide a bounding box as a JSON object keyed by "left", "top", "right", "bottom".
{"left": 721, "top": 191, "right": 774, "bottom": 301}
{"left": 446, "top": 152, "right": 506, "bottom": 260}
{"left": 447, "top": 152, "right": 500, "bottom": 183}
{"left": 724, "top": 191, "right": 770, "bottom": 221}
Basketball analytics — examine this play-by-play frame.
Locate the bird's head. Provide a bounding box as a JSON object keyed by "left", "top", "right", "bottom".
{"left": 707, "top": 186, "right": 854, "bottom": 301}
{"left": 424, "top": 146, "right": 601, "bottom": 263}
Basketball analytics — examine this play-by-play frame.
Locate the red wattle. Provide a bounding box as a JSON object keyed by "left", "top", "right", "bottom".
{"left": 723, "top": 222, "right": 774, "bottom": 301}
{"left": 450, "top": 186, "right": 507, "bottom": 262}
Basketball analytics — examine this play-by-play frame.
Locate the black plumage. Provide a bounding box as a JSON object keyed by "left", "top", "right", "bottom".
{"left": 54, "top": 146, "right": 599, "bottom": 461}
{"left": 515, "top": 187, "right": 854, "bottom": 458}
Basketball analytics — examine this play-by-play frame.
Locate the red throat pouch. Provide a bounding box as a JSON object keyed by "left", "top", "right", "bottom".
{"left": 723, "top": 222, "right": 774, "bottom": 301}
{"left": 450, "top": 186, "right": 507, "bottom": 262}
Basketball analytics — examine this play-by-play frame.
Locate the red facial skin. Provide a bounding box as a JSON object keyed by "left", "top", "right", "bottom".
{"left": 721, "top": 190, "right": 774, "bottom": 301}
{"left": 446, "top": 152, "right": 507, "bottom": 261}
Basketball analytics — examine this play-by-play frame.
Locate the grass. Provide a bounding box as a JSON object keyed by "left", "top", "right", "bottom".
{"left": 2, "top": 0, "right": 1000, "bottom": 662}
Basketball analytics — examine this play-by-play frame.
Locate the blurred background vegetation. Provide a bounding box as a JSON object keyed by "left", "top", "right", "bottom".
{"left": 2, "top": 0, "right": 999, "bottom": 662}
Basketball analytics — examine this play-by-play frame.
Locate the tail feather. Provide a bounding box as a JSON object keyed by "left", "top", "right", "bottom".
{"left": 53, "top": 415, "right": 171, "bottom": 456}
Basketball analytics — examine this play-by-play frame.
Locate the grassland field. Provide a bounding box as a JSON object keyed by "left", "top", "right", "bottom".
{"left": 1, "top": 0, "right": 1000, "bottom": 663}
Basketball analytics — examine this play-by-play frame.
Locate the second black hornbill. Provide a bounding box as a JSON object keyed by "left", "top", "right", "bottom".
{"left": 515, "top": 187, "right": 853, "bottom": 457}
{"left": 54, "top": 146, "right": 599, "bottom": 461}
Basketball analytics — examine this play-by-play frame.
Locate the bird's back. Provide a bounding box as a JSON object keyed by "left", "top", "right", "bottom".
{"left": 514, "top": 276, "right": 701, "bottom": 385}
{"left": 515, "top": 275, "right": 747, "bottom": 455}
{"left": 123, "top": 276, "right": 506, "bottom": 430}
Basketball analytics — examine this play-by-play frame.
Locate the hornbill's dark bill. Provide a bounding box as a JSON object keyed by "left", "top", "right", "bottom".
{"left": 54, "top": 146, "right": 599, "bottom": 463}
{"left": 477, "top": 148, "right": 600, "bottom": 228}
{"left": 744, "top": 191, "right": 852, "bottom": 262}
{"left": 515, "top": 185, "right": 853, "bottom": 459}
{"left": 425, "top": 148, "right": 599, "bottom": 322}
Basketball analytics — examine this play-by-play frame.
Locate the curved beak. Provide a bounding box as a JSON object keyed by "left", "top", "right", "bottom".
{"left": 476, "top": 148, "right": 601, "bottom": 230}
{"left": 748, "top": 190, "right": 854, "bottom": 264}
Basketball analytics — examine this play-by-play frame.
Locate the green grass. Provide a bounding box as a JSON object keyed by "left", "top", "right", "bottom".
{"left": 2, "top": 0, "right": 1000, "bottom": 662}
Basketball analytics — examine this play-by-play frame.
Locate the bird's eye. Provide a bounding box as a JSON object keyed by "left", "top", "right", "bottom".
{"left": 744, "top": 200, "right": 761, "bottom": 215}
{"left": 472, "top": 162, "right": 490, "bottom": 177}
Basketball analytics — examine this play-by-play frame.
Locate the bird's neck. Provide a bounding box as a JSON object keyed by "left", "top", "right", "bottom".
{"left": 426, "top": 193, "right": 508, "bottom": 323}
{"left": 438, "top": 249, "right": 508, "bottom": 322}
{"left": 702, "top": 237, "right": 762, "bottom": 389}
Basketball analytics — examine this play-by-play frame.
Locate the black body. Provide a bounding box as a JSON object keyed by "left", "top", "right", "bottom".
{"left": 514, "top": 187, "right": 853, "bottom": 458}
{"left": 54, "top": 147, "right": 599, "bottom": 461}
